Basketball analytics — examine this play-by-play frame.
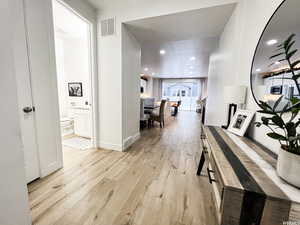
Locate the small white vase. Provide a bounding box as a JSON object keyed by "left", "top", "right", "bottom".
{"left": 277, "top": 148, "right": 300, "bottom": 188}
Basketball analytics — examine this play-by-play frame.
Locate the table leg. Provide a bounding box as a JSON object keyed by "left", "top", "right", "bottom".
{"left": 197, "top": 151, "right": 206, "bottom": 176}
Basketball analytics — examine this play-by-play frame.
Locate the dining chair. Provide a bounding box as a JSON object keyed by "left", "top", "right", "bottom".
{"left": 140, "top": 99, "right": 150, "bottom": 128}
{"left": 150, "top": 100, "right": 167, "bottom": 128}
{"left": 172, "top": 100, "right": 181, "bottom": 116}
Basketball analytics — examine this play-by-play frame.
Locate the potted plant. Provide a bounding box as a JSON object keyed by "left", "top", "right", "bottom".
{"left": 255, "top": 34, "right": 300, "bottom": 187}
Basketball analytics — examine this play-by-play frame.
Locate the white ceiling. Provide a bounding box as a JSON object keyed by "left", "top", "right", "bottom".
{"left": 140, "top": 39, "right": 217, "bottom": 78}
{"left": 125, "top": 4, "right": 236, "bottom": 45}
{"left": 53, "top": 1, "right": 89, "bottom": 39}
{"left": 124, "top": 4, "right": 236, "bottom": 78}
{"left": 253, "top": 0, "right": 300, "bottom": 74}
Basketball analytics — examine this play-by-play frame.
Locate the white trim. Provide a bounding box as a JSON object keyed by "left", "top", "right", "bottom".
{"left": 40, "top": 161, "right": 63, "bottom": 178}
{"left": 99, "top": 141, "right": 123, "bottom": 152}
{"left": 123, "top": 132, "right": 140, "bottom": 151}
{"left": 99, "top": 132, "right": 140, "bottom": 152}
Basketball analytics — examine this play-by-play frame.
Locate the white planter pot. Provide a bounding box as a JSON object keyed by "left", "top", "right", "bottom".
{"left": 277, "top": 148, "right": 300, "bottom": 188}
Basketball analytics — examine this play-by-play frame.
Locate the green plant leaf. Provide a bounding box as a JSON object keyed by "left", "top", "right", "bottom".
{"left": 277, "top": 43, "right": 284, "bottom": 48}
{"left": 254, "top": 122, "right": 262, "bottom": 127}
{"left": 261, "top": 117, "right": 270, "bottom": 125}
{"left": 257, "top": 110, "right": 275, "bottom": 115}
{"left": 286, "top": 122, "right": 297, "bottom": 136}
{"left": 273, "top": 96, "right": 283, "bottom": 111}
{"left": 259, "top": 100, "right": 273, "bottom": 110}
{"left": 281, "top": 103, "right": 290, "bottom": 116}
{"left": 290, "top": 109, "right": 300, "bottom": 120}
{"left": 286, "top": 41, "right": 296, "bottom": 53}
{"left": 287, "top": 49, "right": 298, "bottom": 59}
{"left": 293, "top": 74, "right": 300, "bottom": 80}
{"left": 267, "top": 132, "right": 287, "bottom": 141}
{"left": 270, "top": 52, "right": 285, "bottom": 59}
{"left": 284, "top": 34, "right": 296, "bottom": 48}
{"left": 290, "top": 97, "right": 300, "bottom": 105}
{"left": 271, "top": 115, "right": 285, "bottom": 128}
{"left": 295, "top": 119, "right": 300, "bottom": 127}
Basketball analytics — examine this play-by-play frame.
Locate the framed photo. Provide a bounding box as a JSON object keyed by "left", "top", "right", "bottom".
{"left": 68, "top": 82, "right": 83, "bottom": 97}
{"left": 228, "top": 109, "right": 255, "bottom": 137}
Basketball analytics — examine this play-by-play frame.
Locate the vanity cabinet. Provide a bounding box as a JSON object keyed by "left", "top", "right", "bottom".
{"left": 199, "top": 125, "right": 300, "bottom": 225}
{"left": 70, "top": 107, "right": 92, "bottom": 138}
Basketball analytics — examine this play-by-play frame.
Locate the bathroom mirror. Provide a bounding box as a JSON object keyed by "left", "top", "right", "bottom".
{"left": 251, "top": 0, "right": 300, "bottom": 112}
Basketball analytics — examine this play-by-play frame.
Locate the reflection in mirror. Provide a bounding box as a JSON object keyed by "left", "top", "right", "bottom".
{"left": 251, "top": 0, "right": 300, "bottom": 112}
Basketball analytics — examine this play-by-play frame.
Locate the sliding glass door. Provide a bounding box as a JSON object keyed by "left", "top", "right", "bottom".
{"left": 162, "top": 80, "right": 200, "bottom": 111}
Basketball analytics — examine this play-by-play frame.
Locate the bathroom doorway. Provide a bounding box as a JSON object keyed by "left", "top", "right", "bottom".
{"left": 52, "top": 0, "right": 96, "bottom": 151}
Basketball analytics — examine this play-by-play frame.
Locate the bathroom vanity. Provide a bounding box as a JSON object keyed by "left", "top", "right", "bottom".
{"left": 69, "top": 106, "right": 92, "bottom": 138}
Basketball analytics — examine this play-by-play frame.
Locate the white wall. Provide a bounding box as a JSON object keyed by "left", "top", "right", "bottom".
{"left": 122, "top": 25, "right": 141, "bottom": 149}
{"left": 206, "top": 0, "right": 284, "bottom": 150}
{"left": 152, "top": 78, "right": 163, "bottom": 101}
{"left": 56, "top": 35, "right": 91, "bottom": 118}
{"left": 0, "top": 0, "right": 31, "bottom": 224}
{"left": 97, "top": 0, "right": 238, "bottom": 151}
{"left": 55, "top": 37, "right": 68, "bottom": 117}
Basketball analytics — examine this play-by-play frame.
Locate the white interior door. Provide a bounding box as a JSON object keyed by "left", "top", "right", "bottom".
{"left": 14, "top": 0, "right": 40, "bottom": 183}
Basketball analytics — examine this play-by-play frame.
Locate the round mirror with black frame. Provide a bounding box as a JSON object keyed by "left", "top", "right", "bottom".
{"left": 250, "top": 0, "right": 300, "bottom": 188}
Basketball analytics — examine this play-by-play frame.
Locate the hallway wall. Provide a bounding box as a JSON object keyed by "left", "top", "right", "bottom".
{"left": 206, "top": 0, "right": 284, "bottom": 150}
{"left": 122, "top": 25, "right": 141, "bottom": 149}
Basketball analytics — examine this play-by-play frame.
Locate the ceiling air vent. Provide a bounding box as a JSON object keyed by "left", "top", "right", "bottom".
{"left": 101, "top": 18, "right": 115, "bottom": 36}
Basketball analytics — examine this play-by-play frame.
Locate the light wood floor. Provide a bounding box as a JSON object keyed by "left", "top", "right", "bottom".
{"left": 28, "top": 111, "right": 217, "bottom": 225}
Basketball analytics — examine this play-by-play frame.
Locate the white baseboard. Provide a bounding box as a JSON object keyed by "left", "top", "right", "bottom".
{"left": 99, "top": 141, "right": 123, "bottom": 152}
{"left": 40, "top": 161, "right": 63, "bottom": 178}
{"left": 98, "top": 133, "right": 140, "bottom": 152}
{"left": 123, "top": 132, "right": 140, "bottom": 151}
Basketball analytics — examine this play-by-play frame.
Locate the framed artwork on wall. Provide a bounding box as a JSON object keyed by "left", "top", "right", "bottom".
{"left": 68, "top": 82, "right": 83, "bottom": 97}
{"left": 227, "top": 109, "right": 255, "bottom": 137}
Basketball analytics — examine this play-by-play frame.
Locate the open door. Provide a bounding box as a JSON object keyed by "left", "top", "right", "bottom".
{"left": 14, "top": 0, "right": 40, "bottom": 183}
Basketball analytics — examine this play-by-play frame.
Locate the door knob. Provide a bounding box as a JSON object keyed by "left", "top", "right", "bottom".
{"left": 23, "top": 107, "right": 33, "bottom": 113}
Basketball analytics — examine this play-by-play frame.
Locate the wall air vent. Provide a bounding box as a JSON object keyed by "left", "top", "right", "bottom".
{"left": 101, "top": 18, "right": 115, "bottom": 36}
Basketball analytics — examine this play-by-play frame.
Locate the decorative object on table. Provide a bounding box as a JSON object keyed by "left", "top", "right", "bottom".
{"left": 253, "top": 34, "right": 300, "bottom": 188}
{"left": 227, "top": 109, "right": 255, "bottom": 137}
{"left": 68, "top": 82, "right": 83, "bottom": 97}
{"left": 222, "top": 85, "right": 247, "bottom": 129}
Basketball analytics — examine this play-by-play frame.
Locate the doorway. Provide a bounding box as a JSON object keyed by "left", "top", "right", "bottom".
{"left": 52, "top": 0, "right": 95, "bottom": 151}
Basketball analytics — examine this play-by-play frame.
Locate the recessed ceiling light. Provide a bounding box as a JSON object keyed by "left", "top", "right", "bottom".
{"left": 256, "top": 68, "right": 261, "bottom": 72}
{"left": 275, "top": 61, "right": 281, "bottom": 65}
{"left": 160, "top": 50, "right": 166, "bottom": 55}
{"left": 190, "top": 66, "right": 194, "bottom": 69}
{"left": 267, "top": 39, "right": 278, "bottom": 46}
{"left": 152, "top": 72, "right": 155, "bottom": 76}
{"left": 190, "top": 57, "right": 196, "bottom": 61}
{"left": 144, "top": 68, "right": 149, "bottom": 71}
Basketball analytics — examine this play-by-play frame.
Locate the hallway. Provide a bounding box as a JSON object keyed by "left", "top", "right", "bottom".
{"left": 28, "top": 112, "right": 216, "bottom": 225}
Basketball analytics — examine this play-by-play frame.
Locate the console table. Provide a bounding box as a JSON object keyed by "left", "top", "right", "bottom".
{"left": 197, "top": 125, "right": 300, "bottom": 225}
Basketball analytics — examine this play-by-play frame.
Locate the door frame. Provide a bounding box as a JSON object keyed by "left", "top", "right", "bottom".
{"left": 53, "top": 0, "right": 99, "bottom": 148}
